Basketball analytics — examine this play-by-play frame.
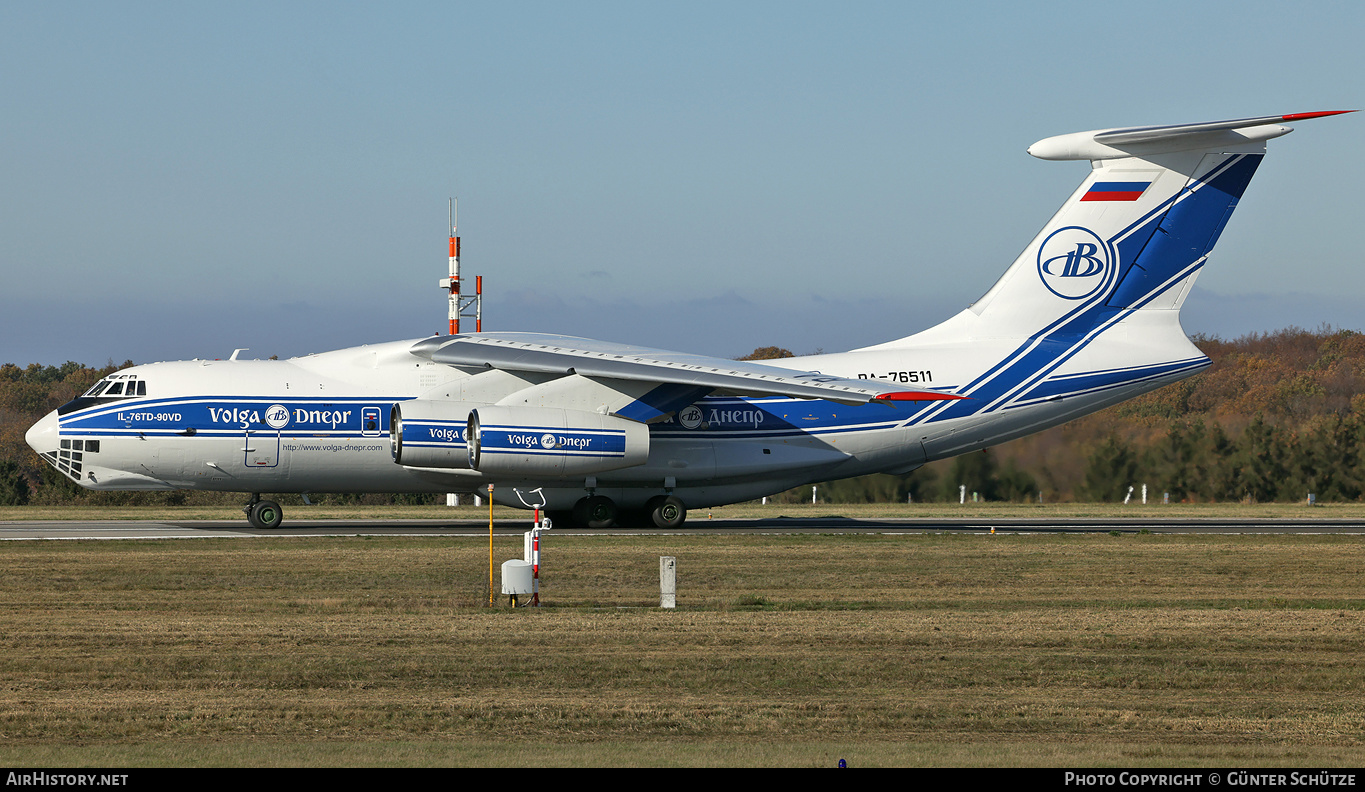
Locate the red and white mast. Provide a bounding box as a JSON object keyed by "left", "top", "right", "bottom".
{"left": 446, "top": 198, "right": 461, "bottom": 334}
{"left": 439, "top": 199, "right": 483, "bottom": 334}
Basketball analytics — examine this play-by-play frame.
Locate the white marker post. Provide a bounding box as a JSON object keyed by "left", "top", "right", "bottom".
{"left": 660, "top": 557, "right": 676, "bottom": 609}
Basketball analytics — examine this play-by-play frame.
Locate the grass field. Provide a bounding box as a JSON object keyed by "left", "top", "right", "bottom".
{"left": 1, "top": 527, "right": 1363, "bottom": 767}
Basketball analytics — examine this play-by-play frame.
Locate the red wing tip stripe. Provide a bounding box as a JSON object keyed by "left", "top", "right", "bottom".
{"left": 874, "top": 391, "right": 968, "bottom": 402}
{"left": 1281, "top": 110, "right": 1356, "bottom": 121}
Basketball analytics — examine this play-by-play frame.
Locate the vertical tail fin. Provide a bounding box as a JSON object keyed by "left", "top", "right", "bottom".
{"left": 864, "top": 112, "right": 1351, "bottom": 438}
{"left": 965, "top": 112, "right": 1352, "bottom": 335}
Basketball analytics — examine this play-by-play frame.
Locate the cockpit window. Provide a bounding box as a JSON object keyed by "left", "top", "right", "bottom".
{"left": 81, "top": 376, "right": 146, "bottom": 398}
{"left": 63, "top": 375, "right": 147, "bottom": 415}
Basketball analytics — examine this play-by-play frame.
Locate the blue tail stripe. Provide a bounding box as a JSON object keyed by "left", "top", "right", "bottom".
{"left": 1107, "top": 154, "right": 1262, "bottom": 309}
{"left": 1016, "top": 357, "right": 1210, "bottom": 402}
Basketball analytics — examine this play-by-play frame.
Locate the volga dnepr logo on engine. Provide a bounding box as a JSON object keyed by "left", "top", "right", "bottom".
{"left": 1036, "top": 225, "right": 1114, "bottom": 300}
{"left": 506, "top": 433, "right": 594, "bottom": 451}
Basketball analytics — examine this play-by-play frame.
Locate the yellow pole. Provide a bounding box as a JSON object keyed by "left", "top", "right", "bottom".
{"left": 488, "top": 484, "right": 494, "bottom": 606}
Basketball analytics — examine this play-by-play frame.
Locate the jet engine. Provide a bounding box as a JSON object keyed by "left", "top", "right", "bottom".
{"left": 466, "top": 406, "right": 649, "bottom": 477}
{"left": 390, "top": 399, "right": 480, "bottom": 468}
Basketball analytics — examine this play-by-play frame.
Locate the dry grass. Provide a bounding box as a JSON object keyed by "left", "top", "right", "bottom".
{"left": 0, "top": 533, "right": 1362, "bottom": 766}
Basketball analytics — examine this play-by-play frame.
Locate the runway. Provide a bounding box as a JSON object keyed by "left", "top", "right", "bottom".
{"left": 4, "top": 516, "right": 1365, "bottom": 540}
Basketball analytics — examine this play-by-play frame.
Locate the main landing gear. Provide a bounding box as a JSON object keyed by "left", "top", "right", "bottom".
{"left": 573, "top": 495, "right": 618, "bottom": 529}
{"left": 645, "top": 495, "right": 687, "bottom": 529}
{"left": 565, "top": 494, "right": 688, "bottom": 529}
{"left": 244, "top": 493, "right": 283, "bottom": 530}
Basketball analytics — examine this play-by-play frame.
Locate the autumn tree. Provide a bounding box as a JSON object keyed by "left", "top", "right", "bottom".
{"left": 737, "top": 346, "right": 795, "bottom": 361}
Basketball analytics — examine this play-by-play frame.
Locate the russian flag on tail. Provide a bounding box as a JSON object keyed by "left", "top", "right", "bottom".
{"left": 1081, "top": 181, "right": 1151, "bottom": 201}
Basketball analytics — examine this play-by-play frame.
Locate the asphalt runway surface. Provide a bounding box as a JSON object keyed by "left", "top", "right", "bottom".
{"left": 3, "top": 516, "right": 1365, "bottom": 540}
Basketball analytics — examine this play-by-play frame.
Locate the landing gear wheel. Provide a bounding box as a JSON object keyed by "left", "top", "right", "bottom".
{"left": 546, "top": 510, "right": 574, "bottom": 529}
{"left": 249, "top": 499, "right": 283, "bottom": 530}
{"left": 646, "top": 495, "right": 687, "bottom": 529}
{"left": 573, "top": 495, "right": 618, "bottom": 529}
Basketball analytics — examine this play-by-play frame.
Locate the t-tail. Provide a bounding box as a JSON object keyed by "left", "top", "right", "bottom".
{"left": 974, "top": 111, "right": 1353, "bottom": 332}
{"left": 856, "top": 110, "right": 1353, "bottom": 452}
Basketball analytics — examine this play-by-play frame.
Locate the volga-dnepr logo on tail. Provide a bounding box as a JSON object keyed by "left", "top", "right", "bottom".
{"left": 1037, "top": 226, "right": 1114, "bottom": 300}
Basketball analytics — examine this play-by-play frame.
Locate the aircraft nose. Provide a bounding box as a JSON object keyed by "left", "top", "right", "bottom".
{"left": 26, "top": 410, "right": 59, "bottom": 456}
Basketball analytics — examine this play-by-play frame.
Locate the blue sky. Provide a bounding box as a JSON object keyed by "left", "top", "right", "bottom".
{"left": 2, "top": 1, "right": 1361, "bottom": 365}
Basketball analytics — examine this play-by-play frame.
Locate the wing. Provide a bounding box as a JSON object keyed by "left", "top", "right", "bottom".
{"left": 409, "top": 333, "right": 964, "bottom": 405}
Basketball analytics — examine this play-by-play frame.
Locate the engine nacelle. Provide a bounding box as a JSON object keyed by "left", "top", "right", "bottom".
{"left": 467, "top": 406, "right": 649, "bottom": 477}
{"left": 391, "top": 399, "right": 481, "bottom": 468}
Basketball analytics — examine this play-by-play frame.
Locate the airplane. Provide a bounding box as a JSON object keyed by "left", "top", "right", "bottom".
{"left": 25, "top": 110, "right": 1353, "bottom": 530}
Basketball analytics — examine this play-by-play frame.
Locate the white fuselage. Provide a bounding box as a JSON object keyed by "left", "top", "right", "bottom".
{"left": 27, "top": 313, "right": 1204, "bottom": 512}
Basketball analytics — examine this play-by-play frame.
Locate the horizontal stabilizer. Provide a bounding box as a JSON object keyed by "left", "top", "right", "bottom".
{"left": 410, "top": 333, "right": 965, "bottom": 406}
{"left": 1028, "top": 110, "right": 1354, "bottom": 161}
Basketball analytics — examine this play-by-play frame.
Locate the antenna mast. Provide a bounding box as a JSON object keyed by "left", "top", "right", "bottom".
{"left": 440, "top": 198, "right": 483, "bottom": 334}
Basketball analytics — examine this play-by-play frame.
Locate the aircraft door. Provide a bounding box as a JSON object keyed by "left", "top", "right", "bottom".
{"left": 243, "top": 429, "right": 280, "bottom": 468}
